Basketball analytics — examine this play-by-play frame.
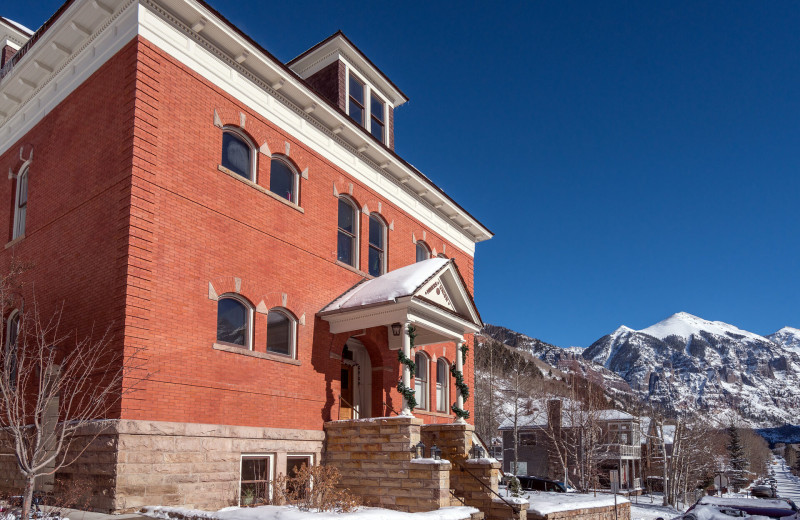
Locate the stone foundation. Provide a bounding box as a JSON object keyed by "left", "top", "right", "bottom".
{"left": 527, "top": 501, "right": 630, "bottom": 520}
{"left": 0, "top": 420, "right": 324, "bottom": 513}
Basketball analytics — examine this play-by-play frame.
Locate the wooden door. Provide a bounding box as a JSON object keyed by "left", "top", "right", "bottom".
{"left": 340, "top": 365, "right": 354, "bottom": 420}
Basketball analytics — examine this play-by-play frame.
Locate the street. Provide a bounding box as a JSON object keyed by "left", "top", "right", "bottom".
{"left": 773, "top": 457, "right": 800, "bottom": 503}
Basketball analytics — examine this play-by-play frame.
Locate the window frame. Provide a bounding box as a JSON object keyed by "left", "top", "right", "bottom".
{"left": 367, "top": 213, "right": 387, "bottom": 277}
{"left": 436, "top": 357, "right": 450, "bottom": 413}
{"left": 337, "top": 196, "right": 360, "bottom": 269}
{"left": 266, "top": 307, "right": 298, "bottom": 359}
{"left": 345, "top": 67, "right": 388, "bottom": 144}
{"left": 414, "top": 351, "right": 430, "bottom": 411}
{"left": 369, "top": 92, "right": 386, "bottom": 144}
{"left": 5, "top": 310, "right": 19, "bottom": 387}
{"left": 239, "top": 453, "right": 274, "bottom": 506}
{"left": 221, "top": 126, "right": 257, "bottom": 182}
{"left": 347, "top": 73, "right": 366, "bottom": 127}
{"left": 216, "top": 294, "right": 254, "bottom": 350}
{"left": 284, "top": 453, "right": 315, "bottom": 497}
{"left": 269, "top": 155, "right": 300, "bottom": 205}
{"left": 12, "top": 164, "right": 29, "bottom": 240}
{"left": 415, "top": 241, "right": 431, "bottom": 263}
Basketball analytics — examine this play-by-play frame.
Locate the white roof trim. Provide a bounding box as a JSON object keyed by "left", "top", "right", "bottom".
{"left": 288, "top": 34, "right": 408, "bottom": 107}
{"left": 0, "top": 0, "right": 492, "bottom": 249}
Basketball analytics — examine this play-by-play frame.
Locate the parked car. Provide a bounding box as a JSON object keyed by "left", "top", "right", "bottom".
{"left": 752, "top": 485, "right": 778, "bottom": 498}
{"left": 516, "top": 476, "right": 568, "bottom": 493}
{"left": 676, "top": 496, "right": 799, "bottom": 520}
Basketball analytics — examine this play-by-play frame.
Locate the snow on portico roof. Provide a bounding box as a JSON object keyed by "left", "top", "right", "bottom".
{"left": 323, "top": 258, "right": 448, "bottom": 312}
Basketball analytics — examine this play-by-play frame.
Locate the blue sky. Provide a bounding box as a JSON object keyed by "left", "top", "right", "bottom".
{"left": 6, "top": 1, "right": 800, "bottom": 347}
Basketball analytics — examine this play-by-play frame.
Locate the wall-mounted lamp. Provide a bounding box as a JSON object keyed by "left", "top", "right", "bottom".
{"left": 391, "top": 323, "right": 402, "bottom": 336}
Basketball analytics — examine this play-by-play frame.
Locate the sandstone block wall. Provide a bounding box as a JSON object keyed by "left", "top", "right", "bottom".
{"left": 324, "top": 416, "right": 452, "bottom": 513}
{"left": 527, "top": 502, "right": 630, "bottom": 520}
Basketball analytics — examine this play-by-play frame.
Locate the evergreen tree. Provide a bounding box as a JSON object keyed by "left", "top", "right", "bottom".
{"left": 727, "top": 426, "right": 749, "bottom": 491}
{"left": 507, "top": 475, "right": 523, "bottom": 498}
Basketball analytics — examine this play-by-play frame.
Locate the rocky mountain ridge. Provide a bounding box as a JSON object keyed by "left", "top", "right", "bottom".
{"left": 582, "top": 312, "right": 800, "bottom": 427}
{"left": 483, "top": 313, "right": 800, "bottom": 428}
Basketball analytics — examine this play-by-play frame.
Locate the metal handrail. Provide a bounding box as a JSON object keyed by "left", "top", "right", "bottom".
{"left": 382, "top": 401, "right": 401, "bottom": 416}
{"left": 337, "top": 394, "right": 359, "bottom": 420}
{"left": 452, "top": 458, "right": 522, "bottom": 514}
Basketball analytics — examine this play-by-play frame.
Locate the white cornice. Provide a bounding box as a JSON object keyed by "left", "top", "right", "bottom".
{"left": 0, "top": 0, "right": 492, "bottom": 253}
{"left": 288, "top": 35, "right": 408, "bottom": 108}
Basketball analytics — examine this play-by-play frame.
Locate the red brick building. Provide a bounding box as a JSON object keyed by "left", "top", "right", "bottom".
{"left": 0, "top": 0, "right": 492, "bottom": 512}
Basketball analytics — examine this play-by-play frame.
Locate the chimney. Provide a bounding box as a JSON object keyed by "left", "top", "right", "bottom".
{"left": 548, "top": 399, "right": 562, "bottom": 432}
{"left": 1, "top": 44, "right": 17, "bottom": 68}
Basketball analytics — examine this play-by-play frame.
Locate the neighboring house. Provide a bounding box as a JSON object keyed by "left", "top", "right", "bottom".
{"left": 499, "top": 399, "right": 643, "bottom": 492}
{"left": 786, "top": 444, "right": 800, "bottom": 475}
{"left": 0, "top": 0, "right": 492, "bottom": 513}
{"left": 639, "top": 417, "right": 676, "bottom": 492}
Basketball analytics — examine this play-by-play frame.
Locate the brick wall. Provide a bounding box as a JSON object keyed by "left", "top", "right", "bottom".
{"left": 305, "top": 61, "right": 342, "bottom": 108}
{"left": 116, "top": 36, "right": 476, "bottom": 430}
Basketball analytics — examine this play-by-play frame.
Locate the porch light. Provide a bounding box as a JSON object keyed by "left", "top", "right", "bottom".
{"left": 413, "top": 441, "right": 426, "bottom": 459}
{"left": 469, "top": 444, "right": 485, "bottom": 460}
{"left": 391, "top": 322, "right": 402, "bottom": 336}
{"left": 430, "top": 444, "right": 442, "bottom": 460}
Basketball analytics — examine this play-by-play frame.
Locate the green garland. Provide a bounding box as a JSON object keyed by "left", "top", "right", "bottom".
{"left": 450, "top": 343, "right": 470, "bottom": 419}
{"left": 397, "top": 325, "right": 418, "bottom": 412}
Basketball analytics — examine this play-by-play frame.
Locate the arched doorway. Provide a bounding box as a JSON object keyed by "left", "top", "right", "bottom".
{"left": 340, "top": 337, "right": 372, "bottom": 420}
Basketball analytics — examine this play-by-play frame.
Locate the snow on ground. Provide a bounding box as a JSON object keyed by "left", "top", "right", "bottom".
{"left": 772, "top": 456, "right": 800, "bottom": 503}
{"left": 524, "top": 493, "right": 628, "bottom": 515}
{"left": 630, "top": 500, "right": 681, "bottom": 520}
{"left": 142, "top": 505, "right": 479, "bottom": 520}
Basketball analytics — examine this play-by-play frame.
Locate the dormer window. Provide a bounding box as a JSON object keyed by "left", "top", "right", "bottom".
{"left": 348, "top": 75, "right": 365, "bottom": 126}
{"left": 347, "top": 73, "right": 386, "bottom": 144}
{"left": 370, "top": 94, "right": 385, "bottom": 143}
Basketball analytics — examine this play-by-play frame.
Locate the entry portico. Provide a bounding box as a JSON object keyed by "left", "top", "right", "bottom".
{"left": 319, "top": 258, "right": 483, "bottom": 420}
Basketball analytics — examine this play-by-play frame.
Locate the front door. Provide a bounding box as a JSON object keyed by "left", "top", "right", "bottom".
{"left": 340, "top": 364, "right": 355, "bottom": 420}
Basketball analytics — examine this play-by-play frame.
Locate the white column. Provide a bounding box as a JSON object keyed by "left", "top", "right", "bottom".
{"left": 454, "top": 339, "right": 466, "bottom": 424}
{"left": 401, "top": 321, "right": 412, "bottom": 416}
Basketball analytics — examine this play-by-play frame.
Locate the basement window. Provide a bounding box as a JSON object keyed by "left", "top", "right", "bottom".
{"left": 240, "top": 455, "right": 272, "bottom": 506}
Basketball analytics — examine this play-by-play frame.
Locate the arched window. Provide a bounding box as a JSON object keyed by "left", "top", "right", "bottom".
{"left": 266, "top": 308, "right": 296, "bottom": 357}
{"left": 269, "top": 157, "right": 298, "bottom": 204}
{"left": 221, "top": 128, "right": 255, "bottom": 181}
{"left": 5, "top": 310, "right": 19, "bottom": 385}
{"left": 368, "top": 214, "right": 386, "bottom": 277}
{"left": 415, "top": 241, "right": 430, "bottom": 263}
{"left": 13, "top": 166, "right": 28, "bottom": 240}
{"left": 216, "top": 295, "right": 252, "bottom": 349}
{"left": 337, "top": 197, "right": 358, "bottom": 267}
{"left": 436, "top": 358, "right": 450, "bottom": 413}
{"left": 414, "top": 352, "right": 429, "bottom": 410}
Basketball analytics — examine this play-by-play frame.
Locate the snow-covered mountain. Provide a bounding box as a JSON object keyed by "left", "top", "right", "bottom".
{"left": 768, "top": 327, "right": 800, "bottom": 357}
{"left": 480, "top": 324, "right": 634, "bottom": 398}
{"left": 582, "top": 312, "right": 800, "bottom": 427}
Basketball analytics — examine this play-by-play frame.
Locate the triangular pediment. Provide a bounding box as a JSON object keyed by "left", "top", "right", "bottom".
{"left": 412, "top": 261, "right": 481, "bottom": 327}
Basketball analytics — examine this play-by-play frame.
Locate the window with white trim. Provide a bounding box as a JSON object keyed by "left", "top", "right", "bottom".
{"left": 221, "top": 127, "right": 255, "bottom": 181}
{"left": 368, "top": 213, "right": 386, "bottom": 277}
{"left": 266, "top": 308, "right": 296, "bottom": 357}
{"left": 348, "top": 74, "right": 365, "bottom": 127}
{"left": 13, "top": 166, "right": 28, "bottom": 240}
{"left": 216, "top": 295, "right": 253, "bottom": 349}
{"left": 284, "top": 454, "right": 313, "bottom": 498}
{"left": 415, "top": 241, "right": 430, "bottom": 263}
{"left": 337, "top": 197, "right": 358, "bottom": 268}
{"left": 240, "top": 455, "right": 272, "bottom": 506}
{"left": 414, "top": 352, "right": 429, "bottom": 410}
{"left": 269, "top": 156, "right": 299, "bottom": 204}
{"left": 346, "top": 72, "right": 387, "bottom": 144}
{"left": 370, "top": 93, "right": 385, "bottom": 143}
{"left": 436, "top": 358, "right": 449, "bottom": 413}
